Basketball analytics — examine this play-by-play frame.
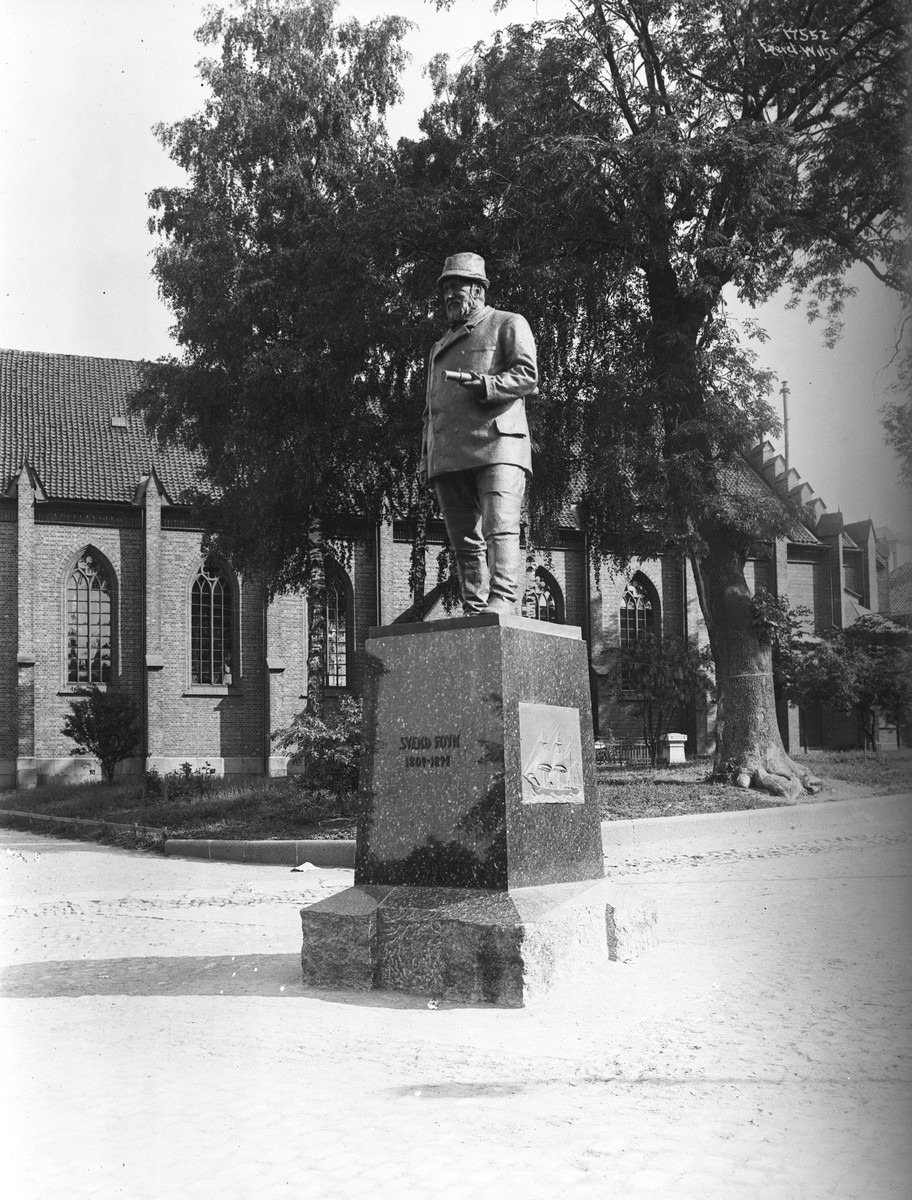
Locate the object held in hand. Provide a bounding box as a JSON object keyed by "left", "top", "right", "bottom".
{"left": 442, "top": 370, "right": 477, "bottom": 383}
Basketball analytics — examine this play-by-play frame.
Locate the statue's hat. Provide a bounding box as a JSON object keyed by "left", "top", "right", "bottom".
{"left": 437, "top": 252, "right": 490, "bottom": 288}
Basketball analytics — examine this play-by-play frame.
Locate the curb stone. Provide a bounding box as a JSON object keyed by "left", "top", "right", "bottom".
{"left": 162, "top": 837, "right": 356, "bottom": 868}
{"left": 0, "top": 808, "right": 165, "bottom": 838}
{"left": 0, "top": 809, "right": 354, "bottom": 867}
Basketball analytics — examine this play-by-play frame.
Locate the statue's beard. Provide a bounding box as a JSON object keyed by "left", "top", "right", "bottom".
{"left": 446, "top": 294, "right": 482, "bottom": 328}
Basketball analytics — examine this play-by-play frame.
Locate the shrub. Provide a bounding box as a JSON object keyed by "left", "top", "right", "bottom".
{"left": 61, "top": 687, "right": 140, "bottom": 784}
{"left": 143, "top": 761, "right": 216, "bottom": 801}
{"left": 273, "top": 696, "right": 362, "bottom": 815}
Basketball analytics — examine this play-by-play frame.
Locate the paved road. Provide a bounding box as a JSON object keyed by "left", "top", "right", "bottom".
{"left": 1, "top": 796, "right": 910, "bottom": 1199}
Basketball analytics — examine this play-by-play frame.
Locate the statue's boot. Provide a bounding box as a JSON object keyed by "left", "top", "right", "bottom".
{"left": 456, "top": 550, "right": 488, "bottom": 615}
{"left": 484, "top": 532, "right": 521, "bottom": 615}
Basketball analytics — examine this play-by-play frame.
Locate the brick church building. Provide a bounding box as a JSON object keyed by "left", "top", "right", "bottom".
{"left": 1, "top": 348, "right": 892, "bottom": 789}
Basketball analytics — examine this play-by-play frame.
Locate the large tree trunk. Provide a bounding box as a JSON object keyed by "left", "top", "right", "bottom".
{"left": 690, "top": 529, "right": 820, "bottom": 799}
{"left": 641, "top": 267, "right": 819, "bottom": 798}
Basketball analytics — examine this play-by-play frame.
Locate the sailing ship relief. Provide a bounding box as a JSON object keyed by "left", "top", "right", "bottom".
{"left": 519, "top": 703, "right": 586, "bottom": 804}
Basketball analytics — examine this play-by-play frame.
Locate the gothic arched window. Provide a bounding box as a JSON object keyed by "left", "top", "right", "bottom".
{"left": 522, "top": 567, "right": 564, "bottom": 623}
{"left": 620, "top": 574, "right": 658, "bottom": 690}
{"left": 191, "top": 559, "right": 234, "bottom": 686}
{"left": 324, "top": 567, "right": 351, "bottom": 688}
{"left": 66, "top": 551, "right": 113, "bottom": 684}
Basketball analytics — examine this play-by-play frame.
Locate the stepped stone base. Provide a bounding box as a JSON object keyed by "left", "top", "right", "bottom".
{"left": 300, "top": 878, "right": 657, "bottom": 1007}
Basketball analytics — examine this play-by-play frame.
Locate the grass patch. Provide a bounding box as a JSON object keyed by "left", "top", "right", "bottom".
{"left": 598, "top": 763, "right": 785, "bottom": 821}
{"left": 0, "top": 776, "right": 357, "bottom": 844}
{"left": 791, "top": 749, "right": 912, "bottom": 793}
{"left": 598, "top": 749, "right": 912, "bottom": 821}
{"left": 3, "top": 749, "right": 908, "bottom": 848}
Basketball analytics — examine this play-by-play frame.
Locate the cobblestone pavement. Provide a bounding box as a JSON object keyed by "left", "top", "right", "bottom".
{"left": 1, "top": 796, "right": 910, "bottom": 1200}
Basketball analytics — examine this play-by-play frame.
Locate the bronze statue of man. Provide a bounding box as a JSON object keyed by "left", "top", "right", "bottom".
{"left": 419, "top": 253, "right": 537, "bottom": 615}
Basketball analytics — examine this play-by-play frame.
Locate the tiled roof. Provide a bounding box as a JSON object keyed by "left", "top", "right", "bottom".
{"left": 888, "top": 561, "right": 912, "bottom": 616}
{"left": 0, "top": 348, "right": 205, "bottom": 503}
{"left": 725, "top": 457, "right": 820, "bottom": 545}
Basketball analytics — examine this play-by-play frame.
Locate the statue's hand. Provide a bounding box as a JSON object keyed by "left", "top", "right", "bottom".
{"left": 458, "top": 374, "right": 485, "bottom": 394}
{"left": 419, "top": 467, "right": 429, "bottom": 489}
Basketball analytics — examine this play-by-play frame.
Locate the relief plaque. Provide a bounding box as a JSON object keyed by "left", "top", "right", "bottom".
{"left": 519, "top": 703, "right": 585, "bottom": 804}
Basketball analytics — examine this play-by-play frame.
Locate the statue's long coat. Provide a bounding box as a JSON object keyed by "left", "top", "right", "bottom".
{"left": 420, "top": 305, "right": 537, "bottom": 480}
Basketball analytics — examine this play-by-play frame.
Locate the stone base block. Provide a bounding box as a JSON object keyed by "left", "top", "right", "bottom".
{"left": 301, "top": 878, "right": 657, "bottom": 1007}
{"left": 357, "top": 614, "right": 604, "bottom": 891}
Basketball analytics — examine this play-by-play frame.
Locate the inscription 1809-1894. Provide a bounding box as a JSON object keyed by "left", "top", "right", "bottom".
{"left": 399, "top": 732, "right": 461, "bottom": 770}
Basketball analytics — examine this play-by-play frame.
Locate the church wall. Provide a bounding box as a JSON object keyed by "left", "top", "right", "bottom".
{"left": 0, "top": 511, "right": 18, "bottom": 786}
{"left": 349, "top": 540, "right": 379, "bottom": 697}
{"left": 589, "top": 557, "right": 690, "bottom": 747}
{"left": 265, "top": 589, "right": 309, "bottom": 763}
{"left": 524, "top": 541, "right": 585, "bottom": 628}
{"left": 562, "top": 546, "right": 586, "bottom": 629}
{"left": 27, "top": 519, "right": 144, "bottom": 783}
{"left": 267, "top": 540, "right": 376, "bottom": 775}
{"left": 784, "top": 546, "right": 833, "bottom": 631}
{"left": 145, "top": 529, "right": 267, "bottom": 776}
{"left": 388, "top": 537, "right": 429, "bottom": 619}
{"left": 1, "top": 510, "right": 316, "bottom": 787}
{"left": 743, "top": 554, "right": 773, "bottom": 597}
{"left": 5, "top": 498, "right": 879, "bottom": 787}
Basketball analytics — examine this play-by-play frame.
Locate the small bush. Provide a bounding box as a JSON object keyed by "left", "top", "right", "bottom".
{"left": 143, "top": 761, "right": 216, "bottom": 802}
{"left": 61, "top": 687, "right": 140, "bottom": 783}
{"left": 273, "top": 696, "right": 362, "bottom": 816}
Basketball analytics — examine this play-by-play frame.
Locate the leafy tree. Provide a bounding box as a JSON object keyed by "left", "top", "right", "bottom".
{"left": 841, "top": 615, "right": 912, "bottom": 748}
{"left": 785, "top": 615, "right": 912, "bottom": 749}
{"left": 62, "top": 688, "right": 141, "bottom": 784}
{"left": 618, "top": 634, "right": 714, "bottom": 767}
{"left": 131, "top": 0, "right": 426, "bottom": 714}
{"left": 390, "top": 0, "right": 905, "bottom": 795}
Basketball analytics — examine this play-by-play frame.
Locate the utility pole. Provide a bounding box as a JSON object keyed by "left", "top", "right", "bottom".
{"left": 780, "top": 380, "right": 790, "bottom": 473}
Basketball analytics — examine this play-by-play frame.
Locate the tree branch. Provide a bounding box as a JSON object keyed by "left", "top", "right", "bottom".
{"left": 634, "top": 11, "right": 674, "bottom": 120}
{"left": 588, "top": 0, "right": 640, "bottom": 134}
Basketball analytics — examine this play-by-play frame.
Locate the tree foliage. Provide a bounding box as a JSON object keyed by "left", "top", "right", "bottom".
{"left": 882, "top": 396, "right": 912, "bottom": 491}
{"left": 61, "top": 688, "right": 141, "bottom": 784}
{"left": 138, "top": 0, "right": 905, "bottom": 573}
{"left": 272, "top": 694, "right": 363, "bottom": 810}
{"left": 750, "top": 585, "right": 812, "bottom": 696}
{"left": 409, "top": 0, "right": 906, "bottom": 557}
{"left": 132, "top": 0, "right": 428, "bottom": 591}
{"left": 785, "top": 615, "right": 912, "bottom": 748}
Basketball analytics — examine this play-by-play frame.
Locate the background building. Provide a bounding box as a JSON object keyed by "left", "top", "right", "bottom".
{"left": 1, "top": 349, "right": 897, "bottom": 789}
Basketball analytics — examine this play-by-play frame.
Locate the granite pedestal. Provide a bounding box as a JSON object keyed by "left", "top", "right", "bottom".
{"left": 300, "top": 613, "right": 656, "bottom": 1005}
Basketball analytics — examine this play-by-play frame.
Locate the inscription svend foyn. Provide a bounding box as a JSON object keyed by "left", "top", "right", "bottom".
{"left": 399, "top": 732, "right": 462, "bottom": 770}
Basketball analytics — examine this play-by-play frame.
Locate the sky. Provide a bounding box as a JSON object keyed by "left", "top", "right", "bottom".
{"left": 1, "top": 0, "right": 908, "bottom": 535}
